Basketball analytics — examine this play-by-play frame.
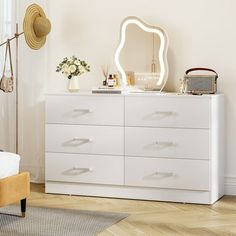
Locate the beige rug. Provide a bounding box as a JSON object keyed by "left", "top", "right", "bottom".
{"left": 0, "top": 205, "right": 128, "bottom": 236}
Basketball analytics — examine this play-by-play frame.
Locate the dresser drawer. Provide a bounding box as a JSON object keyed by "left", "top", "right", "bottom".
{"left": 125, "top": 157, "right": 209, "bottom": 191}
{"left": 46, "top": 95, "right": 124, "bottom": 126}
{"left": 125, "top": 96, "right": 210, "bottom": 128}
{"left": 46, "top": 153, "right": 124, "bottom": 185}
{"left": 46, "top": 124, "right": 124, "bottom": 155}
{"left": 125, "top": 127, "right": 209, "bottom": 159}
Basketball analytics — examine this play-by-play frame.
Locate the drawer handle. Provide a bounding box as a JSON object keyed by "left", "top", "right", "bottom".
{"left": 73, "top": 137, "right": 93, "bottom": 143}
{"left": 153, "top": 171, "right": 174, "bottom": 177}
{"left": 73, "top": 108, "right": 93, "bottom": 113}
{"left": 154, "top": 111, "right": 173, "bottom": 115}
{"left": 73, "top": 167, "right": 94, "bottom": 172}
{"left": 154, "top": 141, "right": 174, "bottom": 146}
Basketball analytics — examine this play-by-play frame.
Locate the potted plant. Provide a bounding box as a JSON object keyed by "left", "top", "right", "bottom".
{"left": 56, "top": 56, "right": 90, "bottom": 92}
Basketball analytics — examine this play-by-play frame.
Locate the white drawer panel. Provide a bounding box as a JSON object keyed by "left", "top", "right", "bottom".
{"left": 125, "top": 127, "right": 209, "bottom": 159}
{"left": 46, "top": 95, "right": 124, "bottom": 126}
{"left": 46, "top": 153, "right": 124, "bottom": 185}
{"left": 125, "top": 157, "right": 209, "bottom": 191}
{"left": 125, "top": 96, "right": 210, "bottom": 128}
{"left": 46, "top": 124, "right": 124, "bottom": 155}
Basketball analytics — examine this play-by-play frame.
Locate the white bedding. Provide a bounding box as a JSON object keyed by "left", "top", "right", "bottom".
{"left": 0, "top": 152, "right": 20, "bottom": 179}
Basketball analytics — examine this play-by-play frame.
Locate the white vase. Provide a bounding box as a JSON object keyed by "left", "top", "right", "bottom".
{"left": 68, "top": 77, "right": 79, "bottom": 92}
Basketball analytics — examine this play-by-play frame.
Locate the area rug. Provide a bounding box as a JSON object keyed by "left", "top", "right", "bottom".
{"left": 0, "top": 205, "right": 128, "bottom": 236}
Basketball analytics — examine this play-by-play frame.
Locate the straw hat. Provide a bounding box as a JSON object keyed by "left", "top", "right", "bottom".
{"left": 23, "top": 3, "right": 51, "bottom": 50}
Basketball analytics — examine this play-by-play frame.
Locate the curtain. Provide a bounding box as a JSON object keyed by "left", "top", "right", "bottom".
{"left": 0, "top": 0, "right": 16, "bottom": 152}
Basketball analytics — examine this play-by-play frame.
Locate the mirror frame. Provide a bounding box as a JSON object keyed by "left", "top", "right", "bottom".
{"left": 114, "top": 16, "right": 169, "bottom": 91}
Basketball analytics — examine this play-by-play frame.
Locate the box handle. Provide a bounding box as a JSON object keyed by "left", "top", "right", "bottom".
{"left": 185, "top": 68, "right": 218, "bottom": 80}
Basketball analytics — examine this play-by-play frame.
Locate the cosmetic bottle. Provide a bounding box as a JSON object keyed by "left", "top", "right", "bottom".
{"left": 113, "top": 74, "right": 119, "bottom": 87}
{"left": 107, "top": 74, "right": 115, "bottom": 87}
{"left": 103, "top": 79, "right": 107, "bottom": 86}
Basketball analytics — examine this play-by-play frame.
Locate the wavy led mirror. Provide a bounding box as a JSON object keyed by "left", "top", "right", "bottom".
{"left": 114, "top": 16, "right": 169, "bottom": 91}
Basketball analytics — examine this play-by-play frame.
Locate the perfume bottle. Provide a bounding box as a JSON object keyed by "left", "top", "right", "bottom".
{"left": 113, "top": 74, "right": 119, "bottom": 87}
{"left": 107, "top": 74, "right": 115, "bottom": 87}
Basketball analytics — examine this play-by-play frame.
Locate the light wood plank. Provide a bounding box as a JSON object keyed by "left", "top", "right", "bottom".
{"left": 28, "top": 184, "right": 236, "bottom": 235}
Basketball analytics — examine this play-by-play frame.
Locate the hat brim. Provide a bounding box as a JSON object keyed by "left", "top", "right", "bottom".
{"left": 23, "top": 4, "right": 47, "bottom": 50}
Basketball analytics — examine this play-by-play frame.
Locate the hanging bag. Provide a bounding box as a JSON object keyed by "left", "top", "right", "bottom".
{"left": 0, "top": 39, "right": 14, "bottom": 93}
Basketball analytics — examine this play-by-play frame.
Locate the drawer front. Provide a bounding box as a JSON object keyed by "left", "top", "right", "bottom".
{"left": 46, "top": 95, "right": 124, "bottom": 126}
{"left": 125, "top": 127, "right": 209, "bottom": 159}
{"left": 125, "top": 96, "right": 210, "bottom": 128}
{"left": 125, "top": 157, "right": 209, "bottom": 191}
{"left": 46, "top": 124, "right": 124, "bottom": 155}
{"left": 46, "top": 153, "right": 124, "bottom": 185}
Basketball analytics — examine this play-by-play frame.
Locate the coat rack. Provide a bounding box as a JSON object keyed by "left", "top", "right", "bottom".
{"left": 0, "top": 3, "right": 51, "bottom": 156}
{"left": 0, "top": 24, "right": 24, "bottom": 154}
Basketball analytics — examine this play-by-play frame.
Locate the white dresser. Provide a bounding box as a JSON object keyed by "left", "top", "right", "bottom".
{"left": 45, "top": 92, "right": 224, "bottom": 204}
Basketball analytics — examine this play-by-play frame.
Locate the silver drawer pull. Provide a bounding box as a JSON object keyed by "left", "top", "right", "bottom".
{"left": 154, "top": 141, "right": 174, "bottom": 146}
{"left": 154, "top": 111, "right": 173, "bottom": 115}
{"left": 153, "top": 171, "right": 174, "bottom": 177}
{"left": 73, "top": 167, "right": 93, "bottom": 172}
{"left": 73, "top": 108, "right": 93, "bottom": 113}
{"left": 73, "top": 137, "right": 93, "bottom": 142}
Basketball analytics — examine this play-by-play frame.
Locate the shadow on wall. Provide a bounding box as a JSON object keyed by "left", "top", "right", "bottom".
{"left": 19, "top": 100, "right": 45, "bottom": 183}
{"left": 164, "top": 48, "right": 178, "bottom": 92}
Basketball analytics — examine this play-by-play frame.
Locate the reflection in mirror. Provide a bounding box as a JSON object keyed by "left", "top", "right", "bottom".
{"left": 114, "top": 16, "right": 169, "bottom": 91}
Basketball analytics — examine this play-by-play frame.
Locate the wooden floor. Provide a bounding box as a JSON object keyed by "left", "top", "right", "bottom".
{"left": 28, "top": 184, "right": 236, "bottom": 236}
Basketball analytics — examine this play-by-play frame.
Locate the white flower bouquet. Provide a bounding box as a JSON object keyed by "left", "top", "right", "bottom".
{"left": 56, "top": 56, "right": 90, "bottom": 79}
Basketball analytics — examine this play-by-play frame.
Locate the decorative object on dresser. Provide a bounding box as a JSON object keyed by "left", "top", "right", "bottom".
{"left": 114, "top": 16, "right": 169, "bottom": 91}
{"left": 181, "top": 68, "right": 218, "bottom": 95}
{"left": 92, "top": 87, "right": 122, "bottom": 94}
{"left": 101, "top": 64, "right": 110, "bottom": 86}
{"left": 56, "top": 56, "right": 90, "bottom": 92}
{"left": 45, "top": 92, "right": 224, "bottom": 204}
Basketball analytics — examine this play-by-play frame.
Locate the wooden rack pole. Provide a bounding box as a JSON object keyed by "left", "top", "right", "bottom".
{"left": 15, "top": 24, "right": 19, "bottom": 154}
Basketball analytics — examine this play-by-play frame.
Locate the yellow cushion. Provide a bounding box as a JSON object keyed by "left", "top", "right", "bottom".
{"left": 0, "top": 172, "right": 30, "bottom": 207}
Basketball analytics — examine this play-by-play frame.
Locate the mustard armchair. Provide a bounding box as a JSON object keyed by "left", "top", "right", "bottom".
{"left": 0, "top": 172, "right": 30, "bottom": 217}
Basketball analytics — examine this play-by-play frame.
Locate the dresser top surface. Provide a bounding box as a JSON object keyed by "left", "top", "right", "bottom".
{"left": 45, "top": 90, "right": 223, "bottom": 99}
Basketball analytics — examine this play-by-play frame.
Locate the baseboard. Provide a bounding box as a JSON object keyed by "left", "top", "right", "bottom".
{"left": 225, "top": 176, "right": 236, "bottom": 195}
{"left": 46, "top": 181, "right": 212, "bottom": 204}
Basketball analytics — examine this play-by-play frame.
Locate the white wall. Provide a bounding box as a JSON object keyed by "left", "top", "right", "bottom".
{"left": 47, "top": 0, "right": 236, "bottom": 193}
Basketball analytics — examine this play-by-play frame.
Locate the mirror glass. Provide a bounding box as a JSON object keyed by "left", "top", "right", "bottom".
{"left": 115, "top": 16, "right": 169, "bottom": 91}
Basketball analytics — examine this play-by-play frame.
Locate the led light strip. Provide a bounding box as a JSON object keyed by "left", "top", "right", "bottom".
{"left": 114, "top": 17, "right": 168, "bottom": 88}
